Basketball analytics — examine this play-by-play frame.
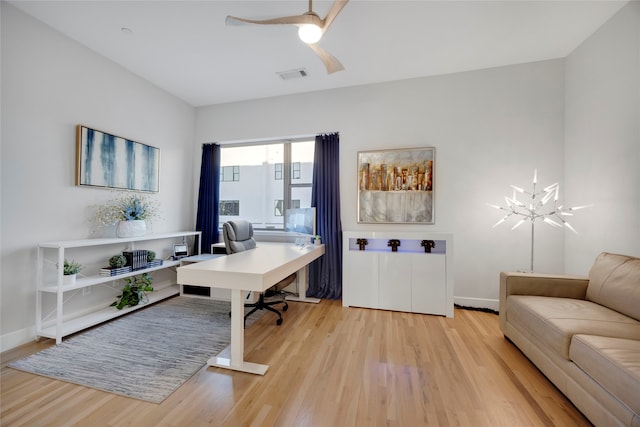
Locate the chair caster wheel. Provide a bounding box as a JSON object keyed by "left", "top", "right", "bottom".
{"left": 276, "top": 318, "right": 283, "bottom": 325}
{"left": 283, "top": 304, "right": 288, "bottom": 312}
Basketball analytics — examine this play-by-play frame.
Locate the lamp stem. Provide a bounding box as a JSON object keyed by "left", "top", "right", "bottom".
{"left": 530, "top": 220, "right": 535, "bottom": 272}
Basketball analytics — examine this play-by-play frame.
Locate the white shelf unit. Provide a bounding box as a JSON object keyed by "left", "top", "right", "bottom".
{"left": 36, "top": 231, "right": 201, "bottom": 344}
{"left": 342, "top": 231, "right": 454, "bottom": 317}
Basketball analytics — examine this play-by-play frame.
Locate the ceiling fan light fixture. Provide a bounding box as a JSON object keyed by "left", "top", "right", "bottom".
{"left": 298, "top": 24, "right": 322, "bottom": 44}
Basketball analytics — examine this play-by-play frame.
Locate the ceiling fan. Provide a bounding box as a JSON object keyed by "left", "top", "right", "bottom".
{"left": 225, "top": 0, "right": 349, "bottom": 74}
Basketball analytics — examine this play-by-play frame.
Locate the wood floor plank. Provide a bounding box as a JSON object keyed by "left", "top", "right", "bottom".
{"left": 1, "top": 299, "right": 592, "bottom": 426}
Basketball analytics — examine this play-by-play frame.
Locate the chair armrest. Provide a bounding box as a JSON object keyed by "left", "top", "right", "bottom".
{"left": 499, "top": 271, "right": 589, "bottom": 332}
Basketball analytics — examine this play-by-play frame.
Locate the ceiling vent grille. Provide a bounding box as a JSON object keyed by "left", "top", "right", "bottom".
{"left": 277, "top": 68, "right": 309, "bottom": 80}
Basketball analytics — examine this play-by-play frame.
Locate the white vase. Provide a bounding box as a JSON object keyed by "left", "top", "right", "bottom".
{"left": 116, "top": 220, "right": 147, "bottom": 238}
{"left": 63, "top": 274, "right": 76, "bottom": 286}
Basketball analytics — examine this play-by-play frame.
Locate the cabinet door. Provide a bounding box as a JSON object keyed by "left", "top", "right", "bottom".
{"left": 411, "top": 254, "right": 446, "bottom": 315}
{"left": 343, "top": 251, "right": 379, "bottom": 308}
{"left": 378, "top": 253, "right": 412, "bottom": 312}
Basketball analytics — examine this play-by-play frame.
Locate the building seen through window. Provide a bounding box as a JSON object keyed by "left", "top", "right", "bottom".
{"left": 219, "top": 140, "right": 314, "bottom": 229}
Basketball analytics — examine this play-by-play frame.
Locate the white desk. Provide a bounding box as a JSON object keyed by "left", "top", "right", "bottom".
{"left": 176, "top": 242, "right": 325, "bottom": 375}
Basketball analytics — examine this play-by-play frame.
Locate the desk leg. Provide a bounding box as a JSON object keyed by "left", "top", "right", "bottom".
{"left": 286, "top": 265, "right": 321, "bottom": 304}
{"left": 207, "top": 288, "right": 269, "bottom": 375}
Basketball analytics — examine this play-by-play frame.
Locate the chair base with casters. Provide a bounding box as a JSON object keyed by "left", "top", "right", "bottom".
{"left": 222, "top": 220, "right": 296, "bottom": 326}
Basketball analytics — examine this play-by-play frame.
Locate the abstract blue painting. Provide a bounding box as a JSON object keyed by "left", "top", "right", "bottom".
{"left": 76, "top": 125, "right": 159, "bottom": 192}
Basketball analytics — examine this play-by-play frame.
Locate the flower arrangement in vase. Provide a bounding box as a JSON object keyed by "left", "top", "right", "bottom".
{"left": 94, "top": 193, "right": 160, "bottom": 238}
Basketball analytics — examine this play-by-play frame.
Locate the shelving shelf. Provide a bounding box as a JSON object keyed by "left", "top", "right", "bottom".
{"left": 36, "top": 231, "right": 201, "bottom": 344}
{"left": 39, "top": 260, "right": 181, "bottom": 293}
{"left": 37, "top": 286, "right": 179, "bottom": 340}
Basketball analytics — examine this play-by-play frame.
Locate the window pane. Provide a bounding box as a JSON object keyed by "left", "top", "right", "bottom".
{"left": 291, "top": 187, "right": 312, "bottom": 208}
{"left": 219, "top": 200, "right": 239, "bottom": 216}
{"left": 291, "top": 141, "right": 314, "bottom": 184}
{"left": 292, "top": 162, "right": 301, "bottom": 179}
{"left": 220, "top": 144, "right": 284, "bottom": 228}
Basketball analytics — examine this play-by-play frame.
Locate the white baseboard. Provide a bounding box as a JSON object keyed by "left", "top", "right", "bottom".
{"left": 1, "top": 326, "right": 36, "bottom": 353}
{"left": 453, "top": 296, "right": 499, "bottom": 312}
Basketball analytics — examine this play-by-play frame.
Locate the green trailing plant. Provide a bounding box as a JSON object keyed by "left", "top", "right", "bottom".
{"left": 146, "top": 250, "right": 156, "bottom": 262}
{"left": 109, "top": 254, "right": 127, "bottom": 268}
{"left": 62, "top": 259, "right": 82, "bottom": 275}
{"left": 110, "top": 273, "right": 154, "bottom": 310}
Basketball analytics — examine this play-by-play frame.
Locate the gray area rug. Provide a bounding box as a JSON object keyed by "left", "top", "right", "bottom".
{"left": 10, "top": 296, "right": 263, "bottom": 403}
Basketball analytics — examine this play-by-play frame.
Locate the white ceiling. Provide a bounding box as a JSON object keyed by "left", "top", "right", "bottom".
{"left": 10, "top": 0, "right": 627, "bottom": 107}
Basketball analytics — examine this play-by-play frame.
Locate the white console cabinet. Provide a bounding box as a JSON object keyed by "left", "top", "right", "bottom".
{"left": 36, "top": 231, "right": 201, "bottom": 344}
{"left": 342, "top": 231, "right": 453, "bottom": 317}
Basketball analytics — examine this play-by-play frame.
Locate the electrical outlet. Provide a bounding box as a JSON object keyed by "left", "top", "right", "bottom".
{"left": 83, "top": 287, "right": 91, "bottom": 296}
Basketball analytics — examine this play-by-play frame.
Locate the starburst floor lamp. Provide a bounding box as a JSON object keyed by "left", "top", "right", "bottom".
{"left": 487, "top": 169, "right": 590, "bottom": 272}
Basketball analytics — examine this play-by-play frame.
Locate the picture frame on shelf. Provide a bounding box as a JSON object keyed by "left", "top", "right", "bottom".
{"left": 357, "top": 147, "right": 435, "bottom": 224}
{"left": 75, "top": 125, "right": 160, "bottom": 192}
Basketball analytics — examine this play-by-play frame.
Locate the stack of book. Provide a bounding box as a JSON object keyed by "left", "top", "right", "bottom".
{"left": 100, "top": 266, "right": 132, "bottom": 276}
{"left": 123, "top": 250, "right": 148, "bottom": 271}
{"left": 147, "top": 259, "right": 163, "bottom": 268}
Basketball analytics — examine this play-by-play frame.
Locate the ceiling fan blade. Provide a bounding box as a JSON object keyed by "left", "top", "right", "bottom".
{"left": 226, "top": 13, "right": 321, "bottom": 27}
{"left": 307, "top": 43, "right": 344, "bottom": 74}
{"left": 322, "top": 0, "right": 349, "bottom": 31}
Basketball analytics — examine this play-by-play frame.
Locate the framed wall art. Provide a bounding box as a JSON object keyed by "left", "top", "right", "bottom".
{"left": 357, "top": 147, "right": 434, "bottom": 224}
{"left": 76, "top": 125, "right": 160, "bottom": 192}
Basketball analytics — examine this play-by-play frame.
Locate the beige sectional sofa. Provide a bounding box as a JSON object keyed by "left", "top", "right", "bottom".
{"left": 499, "top": 252, "right": 640, "bottom": 427}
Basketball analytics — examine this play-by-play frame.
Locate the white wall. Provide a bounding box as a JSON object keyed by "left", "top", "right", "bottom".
{"left": 564, "top": 1, "right": 640, "bottom": 273}
{"left": 196, "top": 59, "right": 566, "bottom": 310}
{"left": 1, "top": 4, "right": 197, "bottom": 351}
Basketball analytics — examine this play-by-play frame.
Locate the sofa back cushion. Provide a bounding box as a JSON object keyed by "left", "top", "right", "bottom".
{"left": 587, "top": 252, "right": 640, "bottom": 321}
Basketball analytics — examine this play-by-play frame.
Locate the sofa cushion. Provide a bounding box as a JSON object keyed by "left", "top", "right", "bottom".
{"left": 570, "top": 335, "right": 640, "bottom": 415}
{"left": 507, "top": 295, "right": 640, "bottom": 359}
{"left": 587, "top": 252, "right": 640, "bottom": 322}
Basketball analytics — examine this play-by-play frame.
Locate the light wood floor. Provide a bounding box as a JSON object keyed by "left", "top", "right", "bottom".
{"left": 1, "top": 299, "right": 591, "bottom": 427}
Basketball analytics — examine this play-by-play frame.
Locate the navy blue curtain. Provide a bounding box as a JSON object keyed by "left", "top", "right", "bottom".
{"left": 195, "top": 143, "right": 220, "bottom": 254}
{"left": 308, "top": 133, "right": 342, "bottom": 299}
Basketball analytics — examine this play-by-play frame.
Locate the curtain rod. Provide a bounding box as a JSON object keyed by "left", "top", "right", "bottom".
{"left": 203, "top": 131, "right": 337, "bottom": 147}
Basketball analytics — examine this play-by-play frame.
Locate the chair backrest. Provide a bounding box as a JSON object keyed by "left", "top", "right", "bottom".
{"left": 222, "top": 220, "right": 257, "bottom": 254}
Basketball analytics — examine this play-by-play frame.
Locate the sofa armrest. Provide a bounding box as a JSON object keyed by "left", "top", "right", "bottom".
{"left": 499, "top": 271, "right": 589, "bottom": 333}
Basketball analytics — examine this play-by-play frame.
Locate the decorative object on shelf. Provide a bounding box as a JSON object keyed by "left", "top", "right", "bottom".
{"left": 109, "top": 254, "right": 127, "bottom": 268}
{"left": 100, "top": 266, "right": 132, "bottom": 277}
{"left": 421, "top": 240, "right": 436, "bottom": 253}
{"left": 357, "top": 147, "right": 435, "bottom": 224}
{"left": 387, "top": 239, "right": 401, "bottom": 252}
{"left": 116, "top": 220, "right": 146, "bottom": 238}
{"left": 61, "top": 259, "right": 82, "bottom": 285}
{"left": 110, "top": 273, "right": 154, "bottom": 310}
{"left": 100, "top": 254, "right": 131, "bottom": 277}
{"left": 356, "top": 238, "right": 368, "bottom": 251}
{"left": 487, "top": 169, "right": 590, "bottom": 272}
{"left": 76, "top": 125, "right": 159, "bottom": 192}
{"left": 146, "top": 250, "right": 163, "bottom": 268}
{"left": 313, "top": 235, "right": 321, "bottom": 245}
{"left": 94, "top": 192, "right": 160, "bottom": 238}
{"left": 123, "top": 250, "right": 148, "bottom": 271}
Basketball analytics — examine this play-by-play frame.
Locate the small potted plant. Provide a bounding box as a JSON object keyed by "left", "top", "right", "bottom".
{"left": 100, "top": 254, "right": 131, "bottom": 277}
{"left": 313, "top": 235, "right": 321, "bottom": 245}
{"left": 62, "top": 259, "right": 82, "bottom": 285}
{"left": 110, "top": 273, "right": 154, "bottom": 310}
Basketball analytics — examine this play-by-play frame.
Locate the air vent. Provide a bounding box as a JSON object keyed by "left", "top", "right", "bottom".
{"left": 277, "top": 68, "right": 309, "bottom": 80}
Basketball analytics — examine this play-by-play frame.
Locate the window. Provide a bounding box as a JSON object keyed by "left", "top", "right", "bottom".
{"left": 292, "top": 162, "right": 301, "bottom": 179}
{"left": 274, "top": 199, "right": 300, "bottom": 216}
{"left": 219, "top": 140, "right": 314, "bottom": 229}
{"left": 219, "top": 200, "right": 239, "bottom": 216}
{"left": 220, "top": 166, "right": 239, "bottom": 182}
